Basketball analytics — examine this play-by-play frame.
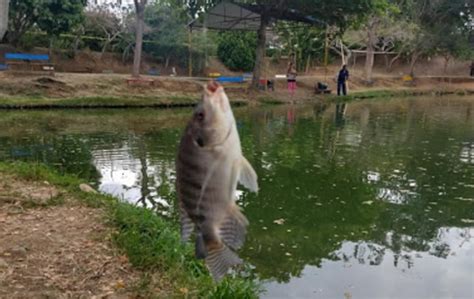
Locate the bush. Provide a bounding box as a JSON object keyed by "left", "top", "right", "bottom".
{"left": 217, "top": 31, "right": 257, "bottom": 72}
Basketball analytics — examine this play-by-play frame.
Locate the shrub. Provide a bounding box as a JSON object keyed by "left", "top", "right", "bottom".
{"left": 217, "top": 31, "right": 257, "bottom": 72}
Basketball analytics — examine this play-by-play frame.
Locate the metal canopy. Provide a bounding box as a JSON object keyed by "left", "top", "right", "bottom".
{"left": 188, "top": 1, "right": 324, "bottom": 31}
{"left": 189, "top": 2, "right": 261, "bottom": 31}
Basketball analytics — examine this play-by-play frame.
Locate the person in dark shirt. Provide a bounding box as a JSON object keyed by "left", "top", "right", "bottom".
{"left": 337, "top": 65, "right": 349, "bottom": 96}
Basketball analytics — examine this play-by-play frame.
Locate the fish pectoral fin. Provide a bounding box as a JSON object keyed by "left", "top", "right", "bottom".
{"left": 238, "top": 156, "right": 258, "bottom": 193}
{"left": 205, "top": 244, "right": 242, "bottom": 282}
{"left": 180, "top": 206, "right": 194, "bottom": 243}
{"left": 219, "top": 204, "right": 248, "bottom": 250}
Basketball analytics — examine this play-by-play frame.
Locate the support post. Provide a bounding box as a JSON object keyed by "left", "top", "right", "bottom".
{"left": 324, "top": 25, "right": 329, "bottom": 80}
{"left": 188, "top": 28, "right": 193, "bottom": 77}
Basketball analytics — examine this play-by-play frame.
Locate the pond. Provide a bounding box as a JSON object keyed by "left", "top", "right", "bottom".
{"left": 0, "top": 96, "right": 473, "bottom": 298}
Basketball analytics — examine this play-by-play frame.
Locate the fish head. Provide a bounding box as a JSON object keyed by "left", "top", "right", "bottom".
{"left": 190, "top": 81, "right": 234, "bottom": 147}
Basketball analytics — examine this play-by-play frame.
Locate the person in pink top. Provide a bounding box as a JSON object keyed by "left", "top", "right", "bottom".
{"left": 287, "top": 53, "right": 297, "bottom": 98}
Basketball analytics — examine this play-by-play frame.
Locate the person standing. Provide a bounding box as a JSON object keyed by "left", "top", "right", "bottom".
{"left": 337, "top": 65, "right": 349, "bottom": 96}
{"left": 470, "top": 61, "right": 474, "bottom": 77}
{"left": 287, "top": 54, "right": 297, "bottom": 98}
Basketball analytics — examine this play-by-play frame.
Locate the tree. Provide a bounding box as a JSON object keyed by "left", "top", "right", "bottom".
{"left": 143, "top": 1, "right": 188, "bottom": 69}
{"left": 36, "top": 0, "right": 87, "bottom": 55}
{"left": 7, "top": 0, "right": 41, "bottom": 46}
{"left": 132, "top": 0, "right": 148, "bottom": 78}
{"left": 399, "top": 0, "right": 473, "bottom": 75}
{"left": 342, "top": 0, "right": 399, "bottom": 82}
{"left": 276, "top": 22, "right": 326, "bottom": 72}
{"left": 246, "top": 0, "right": 382, "bottom": 89}
{"left": 217, "top": 31, "right": 257, "bottom": 71}
{"left": 84, "top": 4, "right": 125, "bottom": 57}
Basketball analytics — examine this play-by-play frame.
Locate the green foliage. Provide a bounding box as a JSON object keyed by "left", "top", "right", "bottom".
{"left": 276, "top": 22, "right": 326, "bottom": 70}
{"left": 398, "top": 0, "right": 473, "bottom": 60}
{"left": 37, "top": 0, "right": 87, "bottom": 38}
{"left": 7, "top": 0, "right": 42, "bottom": 45}
{"left": 111, "top": 203, "right": 260, "bottom": 298}
{"left": 291, "top": 0, "right": 382, "bottom": 30}
{"left": 142, "top": 2, "right": 188, "bottom": 67}
{"left": 8, "top": 0, "right": 86, "bottom": 46}
{"left": 217, "top": 31, "right": 257, "bottom": 72}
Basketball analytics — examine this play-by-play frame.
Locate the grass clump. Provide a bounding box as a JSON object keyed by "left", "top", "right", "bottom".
{"left": 0, "top": 161, "right": 261, "bottom": 298}
{"left": 111, "top": 203, "right": 260, "bottom": 298}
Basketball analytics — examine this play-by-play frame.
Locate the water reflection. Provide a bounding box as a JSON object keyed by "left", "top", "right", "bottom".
{"left": 0, "top": 97, "right": 473, "bottom": 298}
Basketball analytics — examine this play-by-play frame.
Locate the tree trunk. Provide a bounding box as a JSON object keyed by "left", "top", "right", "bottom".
{"left": 251, "top": 15, "right": 269, "bottom": 89}
{"left": 305, "top": 55, "right": 311, "bottom": 73}
{"left": 132, "top": 1, "right": 146, "bottom": 78}
{"left": 101, "top": 40, "right": 110, "bottom": 59}
{"left": 48, "top": 37, "right": 54, "bottom": 57}
{"left": 388, "top": 53, "right": 401, "bottom": 72}
{"left": 384, "top": 54, "right": 389, "bottom": 71}
{"left": 409, "top": 51, "right": 420, "bottom": 76}
{"left": 443, "top": 55, "right": 450, "bottom": 74}
{"left": 365, "top": 22, "right": 376, "bottom": 83}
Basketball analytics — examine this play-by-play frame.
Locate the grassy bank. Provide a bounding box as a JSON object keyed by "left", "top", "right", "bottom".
{"left": 0, "top": 95, "right": 201, "bottom": 109}
{"left": 326, "top": 88, "right": 474, "bottom": 103}
{"left": 0, "top": 95, "right": 250, "bottom": 109}
{"left": 0, "top": 162, "right": 260, "bottom": 298}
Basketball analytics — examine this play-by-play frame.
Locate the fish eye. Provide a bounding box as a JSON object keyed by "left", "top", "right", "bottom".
{"left": 196, "top": 112, "right": 205, "bottom": 121}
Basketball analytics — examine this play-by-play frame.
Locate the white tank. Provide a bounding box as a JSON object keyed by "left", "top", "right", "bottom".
{"left": 0, "top": 0, "right": 9, "bottom": 40}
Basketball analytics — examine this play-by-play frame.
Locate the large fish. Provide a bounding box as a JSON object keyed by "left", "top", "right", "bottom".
{"left": 176, "top": 81, "right": 258, "bottom": 281}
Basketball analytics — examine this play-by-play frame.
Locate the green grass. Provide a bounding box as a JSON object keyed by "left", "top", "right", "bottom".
{"left": 326, "top": 88, "right": 473, "bottom": 103}
{"left": 0, "top": 161, "right": 261, "bottom": 298}
{"left": 0, "top": 95, "right": 248, "bottom": 109}
{"left": 0, "top": 95, "right": 201, "bottom": 109}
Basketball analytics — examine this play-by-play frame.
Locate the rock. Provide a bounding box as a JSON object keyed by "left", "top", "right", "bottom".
{"left": 9, "top": 245, "right": 27, "bottom": 257}
{"left": 273, "top": 218, "right": 285, "bottom": 225}
{"left": 0, "top": 258, "right": 8, "bottom": 268}
{"left": 79, "top": 184, "right": 98, "bottom": 194}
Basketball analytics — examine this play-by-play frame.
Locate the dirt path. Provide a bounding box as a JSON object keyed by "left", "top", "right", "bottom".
{"left": 0, "top": 72, "right": 472, "bottom": 106}
{"left": 0, "top": 174, "right": 139, "bottom": 298}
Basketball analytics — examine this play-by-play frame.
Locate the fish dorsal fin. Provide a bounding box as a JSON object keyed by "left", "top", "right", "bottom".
{"left": 239, "top": 156, "right": 258, "bottom": 193}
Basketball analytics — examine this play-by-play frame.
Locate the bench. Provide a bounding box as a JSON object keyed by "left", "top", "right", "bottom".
{"left": 214, "top": 76, "right": 249, "bottom": 92}
{"left": 126, "top": 77, "right": 154, "bottom": 86}
{"left": 5, "top": 53, "right": 55, "bottom": 75}
{"left": 216, "top": 76, "right": 245, "bottom": 83}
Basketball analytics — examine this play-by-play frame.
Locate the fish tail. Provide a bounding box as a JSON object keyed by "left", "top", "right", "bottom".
{"left": 219, "top": 203, "right": 248, "bottom": 250}
{"left": 205, "top": 243, "right": 242, "bottom": 282}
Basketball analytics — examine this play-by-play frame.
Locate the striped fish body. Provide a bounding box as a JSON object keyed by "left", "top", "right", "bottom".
{"left": 176, "top": 82, "right": 258, "bottom": 281}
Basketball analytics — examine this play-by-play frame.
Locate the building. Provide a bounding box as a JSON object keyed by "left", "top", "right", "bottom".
{"left": 0, "top": 0, "right": 8, "bottom": 40}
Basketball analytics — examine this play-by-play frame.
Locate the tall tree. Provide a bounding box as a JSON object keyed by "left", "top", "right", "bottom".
{"left": 400, "top": 0, "right": 472, "bottom": 75}
{"left": 37, "top": 0, "right": 87, "bottom": 55}
{"left": 84, "top": 4, "right": 125, "bottom": 58}
{"left": 132, "top": 0, "right": 148, "bottom": 78}
{"left": 353, "top": 0, "right": 398, "bottom": 82}
{"left": 7, "top": 0, "right": 41, "bottom": 46}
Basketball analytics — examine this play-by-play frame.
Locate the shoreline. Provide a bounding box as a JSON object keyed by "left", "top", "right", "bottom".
{"left": 0, "top": 161, "right": 261, "bottom": 297}
{"left": 0, "top": 72, "right": 472, "bottom": 110}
